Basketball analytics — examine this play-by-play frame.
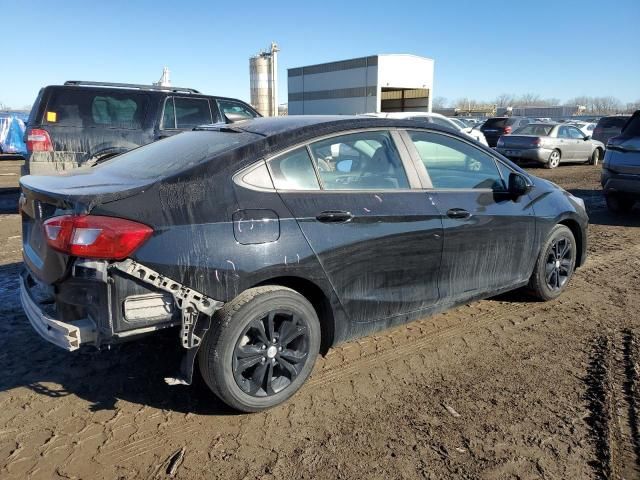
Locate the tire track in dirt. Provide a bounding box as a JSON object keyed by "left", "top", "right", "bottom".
{"left": 85, "top": 242, "right": 640, "bottom": 471}
{"left": 307, "top": 243, "right": 639, "bottom": 390}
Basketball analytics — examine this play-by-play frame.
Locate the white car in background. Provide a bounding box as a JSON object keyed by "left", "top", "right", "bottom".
{"left": 364, "top": 112, "right": 489, "bottom": 146}
{"left": 568, "top": 121, "right": 596, "bottom": 137}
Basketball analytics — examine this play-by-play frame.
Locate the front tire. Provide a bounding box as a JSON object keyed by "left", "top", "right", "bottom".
{"left": 198, "top": 286, "right": 321, "bottom": 412}
{"left": 545, "top": 149, "right": 561, "bottom": 169}
{"left": 589, "top": 148, "right": 601, "bottom": 165}
{"left": 528, "top": 225, "right": 576, "bottom": 301}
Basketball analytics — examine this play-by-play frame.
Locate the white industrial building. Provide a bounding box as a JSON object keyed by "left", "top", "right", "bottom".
{"left": 287, "top": 54, "right": 434, "bottom": 115}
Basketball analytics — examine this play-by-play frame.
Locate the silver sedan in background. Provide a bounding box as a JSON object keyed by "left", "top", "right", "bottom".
{"left": 496, "top": 123, "right": 605, "bottom": 168}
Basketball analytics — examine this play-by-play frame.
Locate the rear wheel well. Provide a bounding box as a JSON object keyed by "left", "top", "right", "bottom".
{"left": 558, "top": 219, "right": 584, "bottom": 267}
{"left": 254, "top": 277, "right": 334, "bottom": 354}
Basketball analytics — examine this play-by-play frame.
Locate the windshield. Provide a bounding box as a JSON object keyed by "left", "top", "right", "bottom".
{"left": 514, "top": 124, "right": 554, "bottom": 136}
{"left": 93, "top": 130, "right": 258, "bottom": 180}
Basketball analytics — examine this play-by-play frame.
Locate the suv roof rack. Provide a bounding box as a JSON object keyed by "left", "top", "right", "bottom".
{"left": 63, "top": 80, "right": 201, "bottom": 94}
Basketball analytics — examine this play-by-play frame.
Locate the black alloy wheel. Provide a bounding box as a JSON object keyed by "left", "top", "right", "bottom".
{"left": 198, "top": 286, "right": 321, "bottom": 412}
{"left": 527, "top": 224, "right": 576, "bottom": 301}
{"left": 233, "top": 310, "right": 310, "bottom": 397}
{"left": 544, "top": 236, "right": 573, "bottom": 291}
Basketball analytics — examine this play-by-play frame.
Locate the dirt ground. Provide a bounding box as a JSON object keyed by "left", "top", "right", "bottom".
{"left": 0, "top": 164, "right": 638, "bottom": 480}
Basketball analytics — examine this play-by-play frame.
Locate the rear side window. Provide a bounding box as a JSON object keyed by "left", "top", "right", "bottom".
{"left": 163, "top": 97, "right": 213, "bottom": 129}
{"left": 269, "top": 148, "right": 320, "bottom": 190}
{"left": 44, "top": 89, "right": 149, "bottom": 129}
{"left": 308, "top": 131, "right": 409, "bottom": 190}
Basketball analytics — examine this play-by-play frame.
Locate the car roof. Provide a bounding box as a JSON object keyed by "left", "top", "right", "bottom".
{"left": 230, "top": 115, "right": 459, "bottom": 139}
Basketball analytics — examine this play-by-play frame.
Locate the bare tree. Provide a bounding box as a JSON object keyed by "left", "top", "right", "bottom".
{"left": 432, "top": 96, "right": 449, "bottom": 109}
{"left": 495, "top": 94, "right": 514, "bottom": 107}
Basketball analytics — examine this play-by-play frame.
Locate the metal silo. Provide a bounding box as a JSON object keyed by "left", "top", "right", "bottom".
{"left": 250, "top": 43, "right": 279, "bottom": 116}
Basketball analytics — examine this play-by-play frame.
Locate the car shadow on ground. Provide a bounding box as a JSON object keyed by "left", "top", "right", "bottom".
{"left": 0, "top": 262, "right": 240, "bottom": 416}
{"left": 568, "top": 188, "right": 640, "bottom": 227}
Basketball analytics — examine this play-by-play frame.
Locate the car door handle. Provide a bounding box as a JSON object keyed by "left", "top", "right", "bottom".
{"left": 316, "top": 210, "right": 353, "bottom": 223}
{"left": 446, "top": 208, "right": 471, "bottom": 219}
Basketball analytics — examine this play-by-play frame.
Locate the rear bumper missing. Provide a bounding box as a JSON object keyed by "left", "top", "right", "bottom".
{"left": 19, "top": 272, "right": 97, "bottom": 351}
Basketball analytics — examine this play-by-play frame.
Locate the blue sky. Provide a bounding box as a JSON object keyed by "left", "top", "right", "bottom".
{"left": 1, "top": 0, "right": 638, "bottom": 109}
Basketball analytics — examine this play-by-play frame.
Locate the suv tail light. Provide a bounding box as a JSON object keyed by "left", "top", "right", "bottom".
{"left": 43, "top": 215, "right": 153, "bottom": 260}
{"left": 26, "top": 129, "right": 53, "bottom": 152}
{"left": 503, "top": 126, "right": 513, "bottom": 134}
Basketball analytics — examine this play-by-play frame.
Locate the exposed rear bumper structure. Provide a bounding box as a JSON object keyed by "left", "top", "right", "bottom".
{"left": 19, "top": 272, "right": 97, "bottom": 351}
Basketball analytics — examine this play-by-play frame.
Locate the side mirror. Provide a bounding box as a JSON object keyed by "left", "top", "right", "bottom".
{"left": 508, "top": 172, "right": 531, "bottom": 197}
{"left": 584, "top": 135, "right": 591, "bottom": 141}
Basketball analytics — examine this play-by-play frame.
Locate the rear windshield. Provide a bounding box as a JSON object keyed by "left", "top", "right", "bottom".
{"left": 597, "top": 116, "right": 630, "bottom": 129}
{"left": 483, "top": 118, "right": 508, "bottom": 128}
{"left": 92, "top": 130, "right": 258, "bottom": 180}
{"left": 44, "top": 89, "right": 150, "bottom": 129}
{"left": 514, "top": 124, "right": 554, "bottom": 136}
{"left": 620, "top": 113, "right": 640, "bottom": 137}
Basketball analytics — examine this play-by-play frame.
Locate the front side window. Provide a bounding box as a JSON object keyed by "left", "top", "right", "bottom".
{"left": 269, "top": 148, "right": 320, "bottom": 190}
{"left": 217, "top": 99, "right": 258, "bottom": 119}
{"left": 173, "top": 97, "right": 213, "bottom": 129}
{"left": 308, "top": 131, "right": 409, "bottom": 190}
{"left": 408, "top": 131, "right": 505, "bottom": 190}
{"left": 568, "top": 127, "right": 585, "bottom": 139}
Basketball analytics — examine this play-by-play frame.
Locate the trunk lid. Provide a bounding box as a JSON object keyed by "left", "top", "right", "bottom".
{"left": 500, "top": 135, "right": 541, "bottom": 148}
{"left": 20, "top": 170, "right": 151, "bottom": 284}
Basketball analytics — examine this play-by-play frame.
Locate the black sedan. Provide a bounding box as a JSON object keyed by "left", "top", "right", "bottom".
{"left": 19, "top": 116, "right": 588, "bottom": 412}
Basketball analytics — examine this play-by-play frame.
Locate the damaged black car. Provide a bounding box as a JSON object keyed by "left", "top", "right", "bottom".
{"left": 19, "top": 116, "right": 588, "bottom": 412}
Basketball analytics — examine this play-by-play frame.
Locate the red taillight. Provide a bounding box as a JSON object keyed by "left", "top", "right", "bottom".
{"left": 532, "top": 138, "right": 542, "bottom": 147}
{"left": 503, "top": 126, "right": 512, "bottom": 134}
{"left": 27, "top": 129, "right": 53, "bottom": 152}
{"left": 43, "top": 215, "right": 153, "bottom": 260}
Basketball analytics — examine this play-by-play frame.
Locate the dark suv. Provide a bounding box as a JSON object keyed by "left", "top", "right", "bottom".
{"left": 480, "top": 116, "right": 531, "bottom": 147}
{"left": 602, "top": 111, "right": 640, "bottom": 212}
{"left": 23, "top": 81, "right": 260, "bottom": 175}
{"left": 592, "top": 115, "right": 631, "bottom": 146}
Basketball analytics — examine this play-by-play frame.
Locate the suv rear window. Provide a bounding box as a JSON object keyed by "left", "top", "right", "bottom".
{"left": 620, "top": 113, "right": 640, "bottom": 137}
{"left": 483, "top": 118, "right": 508, "bottom": 128}
{"left": 598, "top": 116, "right": 630, "bottom": 129}
{"left": 44, "top": 89, "right": 150, "bottom": 129}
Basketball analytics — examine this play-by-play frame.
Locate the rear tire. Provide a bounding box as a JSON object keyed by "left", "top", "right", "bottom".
{"left": 545, "top": 149, "right": 561, "bottom": 169}
{"left": 198, "top": 286, "right": 321, "bottom": 412}
{"left": 605, "top": 194, "right": 634, "bottom": 213}
{"left": 527, "top": 225, "right": 576, "bottom": 301}
{"left": 589, "top": 148, "right": 601, "bottom": 165}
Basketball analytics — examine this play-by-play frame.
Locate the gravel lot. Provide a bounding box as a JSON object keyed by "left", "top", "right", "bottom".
{"left": 0, "top": 164, "right": 638, "bottom": 479}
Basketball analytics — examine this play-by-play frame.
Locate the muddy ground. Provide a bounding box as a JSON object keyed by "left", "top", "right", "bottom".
{"left": 0, "top": 164, "right": 638, "bottom": 479}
